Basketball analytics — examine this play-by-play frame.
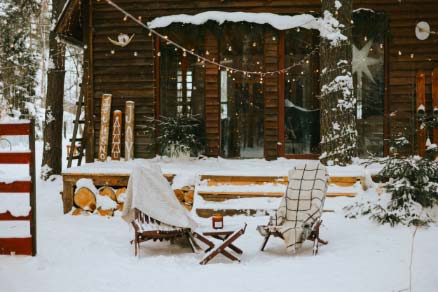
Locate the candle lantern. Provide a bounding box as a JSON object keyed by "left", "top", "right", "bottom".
{"left": 212, "top": 213, "right": 224, "bottom": 229}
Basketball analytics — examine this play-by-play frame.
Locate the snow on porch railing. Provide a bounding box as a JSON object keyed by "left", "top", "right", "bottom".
{"left": 0, "top": 120, "right": 37, "bottom": 256}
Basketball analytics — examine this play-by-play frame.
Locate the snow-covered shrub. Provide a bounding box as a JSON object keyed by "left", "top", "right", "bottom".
{"left": 346, "top": 154, "right": 438, "bottom": 226}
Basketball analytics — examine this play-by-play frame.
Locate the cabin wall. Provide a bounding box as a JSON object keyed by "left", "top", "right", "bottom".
{"left": 85, "top": 0, "right": 438, "bottom": 160}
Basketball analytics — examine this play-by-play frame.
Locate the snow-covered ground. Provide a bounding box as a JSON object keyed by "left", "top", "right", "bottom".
{"left": 1, "top": 142, "right": 438, "bottom": 292}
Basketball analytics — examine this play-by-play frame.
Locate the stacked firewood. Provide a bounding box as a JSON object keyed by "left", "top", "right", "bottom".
{"left": 72, "top": 179, "right": 195, "bottom": 216}
{"left": 173, "top": 186, "right": 195, "bottom": 211}
{"left": 72, "top": 179, "right": 126, "bottom": 216}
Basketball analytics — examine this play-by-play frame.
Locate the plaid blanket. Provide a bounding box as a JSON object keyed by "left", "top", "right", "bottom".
{"left": 259, "top": 162, "right": 328, "bottom": 253}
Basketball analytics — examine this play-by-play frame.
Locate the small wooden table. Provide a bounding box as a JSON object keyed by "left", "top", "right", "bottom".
{"left": 193, "top": 224, "right": 247, "bottom": 265}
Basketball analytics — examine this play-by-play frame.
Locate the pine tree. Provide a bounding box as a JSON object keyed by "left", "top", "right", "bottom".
{"left": 0, "top": 0, "right": 41, "bottom": 119}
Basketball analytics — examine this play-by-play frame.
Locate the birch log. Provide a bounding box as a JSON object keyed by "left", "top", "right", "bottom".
{"left": 111, "top": 110, "right": 122, "bottom": 160}
{"left": 98, "top": 94, "right": 112, "bottom": 161}
{"left": 125, "top": 101, "right": 135, "bottom": 160}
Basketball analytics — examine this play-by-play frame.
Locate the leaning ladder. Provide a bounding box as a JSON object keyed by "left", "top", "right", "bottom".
{"left": 67, "top": 85, "right": 86, "bottom": 168}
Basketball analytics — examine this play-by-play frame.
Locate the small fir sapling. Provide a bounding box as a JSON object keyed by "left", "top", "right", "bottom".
{"left": 345, "top": 128, "right": 438, "bottom": 226}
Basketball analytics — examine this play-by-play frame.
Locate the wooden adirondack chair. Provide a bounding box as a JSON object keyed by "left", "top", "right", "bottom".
{"left": 257, "top": 162, "right": 329, "bottom": 255}
{"left": 131, "top": 209, "right": 195, "bottom": 256}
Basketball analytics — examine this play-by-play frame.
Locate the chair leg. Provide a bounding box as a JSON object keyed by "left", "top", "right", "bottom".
{"left": 313, "top": 238, "right": 318, "bottom": 255}
{"left": 260, "top": 234, "right": 271, "bottom": 251}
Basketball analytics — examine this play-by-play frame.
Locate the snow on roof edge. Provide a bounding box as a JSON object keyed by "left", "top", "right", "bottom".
{"left": 148, "top": 11, "right": 319, "bottom": 31}
{"left": 148, "top": 11, "right": 346, "bottom": 46}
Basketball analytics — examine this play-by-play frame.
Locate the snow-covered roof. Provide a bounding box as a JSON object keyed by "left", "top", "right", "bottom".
{"left": 148, "top": 11, "right": 319, "bottom": 31}
{"left": 148, "top": 11, "right": 347, "bottom": 45}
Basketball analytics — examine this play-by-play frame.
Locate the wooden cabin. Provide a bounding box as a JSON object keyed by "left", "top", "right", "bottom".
{"left": 55, "top": 0, "right": 438, "bottom": 162}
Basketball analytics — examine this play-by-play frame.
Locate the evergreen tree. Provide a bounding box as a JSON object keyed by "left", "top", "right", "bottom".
{"left": 0, "top": 0, "right": 41, "bottom": 119}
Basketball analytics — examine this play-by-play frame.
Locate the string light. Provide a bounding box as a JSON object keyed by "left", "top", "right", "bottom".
{"left": 104, "top": 0, "right": 321, "bottom": 77}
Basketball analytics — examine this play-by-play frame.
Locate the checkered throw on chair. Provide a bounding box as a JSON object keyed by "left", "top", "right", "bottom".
{"left": 259, "top": 162, "right": 328, "bottom": 253}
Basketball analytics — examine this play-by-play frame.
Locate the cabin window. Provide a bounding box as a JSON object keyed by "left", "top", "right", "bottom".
{"left": 353, "top": 11, "right": 386, "bottom": 157}
{"left": 159, "top": 26, "right": 205, "bottom": 120}
{"left": 283, "top": 29, "right": 321, "bottom": 156}
{"left": 219, "top": 23, "right": 265, "bottom": 158}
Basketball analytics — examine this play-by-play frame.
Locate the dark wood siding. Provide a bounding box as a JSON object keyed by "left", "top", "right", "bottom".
{"left": 204, "top": 31, "right": 220, "bottom": 156}
{"left": 263, "top": 31, "right": 279, "bottom": 160}
{"left": 82, "top": 0, "right": 438, "bottom": 159}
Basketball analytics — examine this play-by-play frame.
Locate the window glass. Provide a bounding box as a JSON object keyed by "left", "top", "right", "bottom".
{"left": 219, "top": 23, "right": 265, "bottom": 158}
{"left": 284, "top": 29, "right": 320, "bottom": 155}
{"left": 353, "top": 11, "right": 386, "bottom": 157}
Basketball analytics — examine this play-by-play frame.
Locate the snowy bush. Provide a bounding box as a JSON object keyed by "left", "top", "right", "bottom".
{"left": 346, "top": 155, "right": 438, "bottom": 226}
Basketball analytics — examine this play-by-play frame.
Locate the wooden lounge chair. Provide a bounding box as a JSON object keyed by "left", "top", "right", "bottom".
{"left": 131, "top": 209, "right": 196, "bottom": 256}
{"left": 257, "top": 162, "right": 329, "bottom": 255}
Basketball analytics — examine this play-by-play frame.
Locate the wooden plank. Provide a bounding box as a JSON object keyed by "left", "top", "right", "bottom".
{"left": 0, "top": 152, "right": 31, "bottom": 164}
{"left": 197, "top": 191, "right": 284, "bottom": 198}
{"left": 416, "top": 70, "right": 426, "bottom": 157}
{"left": 97, "top": 93, "right": 112, "bottom": 161}
{"left": 0, "top": 123, "right": 30, "bottom": 136}
{"left": 0, "top": 211, "right": 31, "bottom": 221}
{"left": 326, "top": 192, "right": 356, "bottom": 198}
{"left": 0, "top": 238, "right": 33, "bottom": 256}
{"left": 0, "top": 181, "right": 31, "bottom": 193}
{"left": 198, "top": 190, "right": 356, "bottom": 200}
{"left": 196, "top": 208, "right": 335, "bottom": 218}
{"left": 200, "top": 175, "right": 287, "bottom": 183}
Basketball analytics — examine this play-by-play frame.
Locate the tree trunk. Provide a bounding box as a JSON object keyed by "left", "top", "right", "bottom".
{"left": 319, "top": 0, "right": 357, "bottom": 166}
{"left": 41, "top": 0, "right": 66, "bottom": 179}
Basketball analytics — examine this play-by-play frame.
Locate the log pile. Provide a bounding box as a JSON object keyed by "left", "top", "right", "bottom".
{"left": 72, "top": 178, "right": 126, "bottom": 216}
{"left": 173, "top": 186, "right": 194, "bottom": 211}
{"left": 71, "top": 178, "right": 195, "bottom": 216}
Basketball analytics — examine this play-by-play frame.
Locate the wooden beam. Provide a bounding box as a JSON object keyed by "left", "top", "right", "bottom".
{"left": 0, "top": 123, "right": 30, "bottom": 136}
{"left": 0, "top": 152, "right": 31, "bottom": 164}
{"left": 0, "top": 238, "right": 33, "bottom": 256}
{"left": 0, "top": 211, "right": 31, "bottom": 221}
{"left": 0, "top": 181, "right": 32, "bottom": 193}
{"left": 416, "top": 70, "right": 426, "bottom": 157}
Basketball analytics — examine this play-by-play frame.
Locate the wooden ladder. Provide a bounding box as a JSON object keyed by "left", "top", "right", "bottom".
{"left": 67, "top": 86, "right": 86, "bottom": 168}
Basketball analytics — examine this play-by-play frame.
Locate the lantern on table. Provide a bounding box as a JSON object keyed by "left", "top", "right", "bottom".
{"left": 212, "top": 213, "right": 223, "bottom": 229}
